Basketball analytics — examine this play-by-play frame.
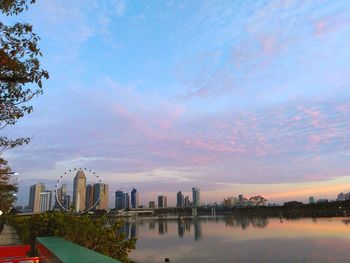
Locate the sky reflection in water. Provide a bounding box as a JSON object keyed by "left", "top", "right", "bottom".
{"left": 120, "top": 216, "right": 350, "bottom": 263}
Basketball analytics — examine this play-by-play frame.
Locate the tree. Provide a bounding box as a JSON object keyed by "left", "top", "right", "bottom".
{"left": 10, "top": 212, "right": 136, "bottom": 262}
{"left": 0, "top": 0, "right": 49, "bottom": 152}
{"left": 0, "top": 158, "right": 17, "bottom": 214}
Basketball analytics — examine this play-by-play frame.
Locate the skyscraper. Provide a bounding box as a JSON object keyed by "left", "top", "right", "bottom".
{"left": 115, "top": 190, "right": 123, "bottom": 209}
{"left": 72, "top": 170, "right": 86, "bottom": 212}
{"left": 93, "top": 183, "right": 109, "bottom": 210}
{"left": 63, "top": 195, "right": 71, "bottom": 210}
{"left": 85, "top": 184, "right": 94, "bottom": 209}
{"left": 158, "top": 195, "right": 167, "bottom": 208}
{"left": 54, "top": 183, "right": 67, "bottom": 209}
{"left": 39, "top": 191, "right": 52, "bottom": 213}
{"left": 192, "top": 187, "right": 200, "bottom": 207}
{"left": 309, "top": 196, "right": 315, "bottom": 204}
{"left": 122, "top": 192, "right": 130, "bottom": 209}
{"left": 131, "top": 188, "right": 139, "bottom": 209}
{"left": 29, "top": 183, "right": 45, "bottom": 213}
{"left": 177, "top": 191, "right": 185, "bottom": 207}
{"left": 184, "top": 196, "right": 191, "bottom": 207}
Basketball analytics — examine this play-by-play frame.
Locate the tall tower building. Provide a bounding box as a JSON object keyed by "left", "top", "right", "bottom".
{"left": 93, "top": 183, "right": 109, "bottom": 210}
{"left": 149, "top": 201, "right": 155, "bottom": 208}
{"left": 122, "top": 192, "right": 130, "bottom": 209}
{"left": 177, "top": 191, "right": 185, "bottom": 207}
{"left": 64, "top": 195, "right": 71, "bottom": 210}
{"left": 73, "top": 170, "right": 86, "bottom": 212}
{"left": 85, "top": 184, "right": 94, "bottom": 209}
{"left": 192, "top": 187, "right": 200, "bottom": 207}
{"left": 39, "top": 191, "right": 52, "bottom": 213}
{"left": 184, "top": 196, "right": 191, "bottom": 207}
{"left": 29, "top": 183, "right": 45, "bottom": 213}
{"left": 55, "top": 184, "right": 67, "bottom": 209}
{"left": 115, "top": 190, "right": 123, "bottom": 209}
{"left": 131, "top": 188, "right": 139, "bottom": 209}
{"left": 158, "top": 195, "right": 167, "bottom": 208}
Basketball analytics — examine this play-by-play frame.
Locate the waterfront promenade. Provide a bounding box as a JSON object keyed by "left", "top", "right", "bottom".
{"left": 0, "top": 224, "right": 21, "bottom": 246}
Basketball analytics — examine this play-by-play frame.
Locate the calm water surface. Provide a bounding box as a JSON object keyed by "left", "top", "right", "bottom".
{"left": 120, "top": 216, "right": 350, "bottom": 263}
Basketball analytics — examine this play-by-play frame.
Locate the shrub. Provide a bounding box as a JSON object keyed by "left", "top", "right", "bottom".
{"left": 10, "top": 212, "right": 136, "bottom": 262}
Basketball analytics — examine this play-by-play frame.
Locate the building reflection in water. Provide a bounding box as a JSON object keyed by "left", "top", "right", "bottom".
{"left": 120, "top": 221, "right": 130, "bottom": 239}
{"left": 224, "top": 216, "right": 269, "bottom": 229}
{"left": 175, "top": 218, "right": 202, "bottom": 241}
{"left": 119, "top": 221, "right": 138, "bottom": 239}
{"left": 120, "top": 216, "right": 269, "bottom": 241}
{"left": 158, "top": 219, "right": 168, "bottom": 235}
{"left": 177, "top": 219, "right": 185, "bottom": 238}
{"left": 185, "top": 219, "right": 191, "bottom": 233}
{"left": 149, "top": 220, "right": 155, "bottom": 230}
{"left": 193, "top": 218, "right": 202, "bottom": 241}
{"left": 130, "top": 223, "right": 137, "bottom": 239}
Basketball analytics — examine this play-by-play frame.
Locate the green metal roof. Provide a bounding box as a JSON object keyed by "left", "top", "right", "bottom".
{"left": 36, "top": 236, "right": 121, "bottom": 263}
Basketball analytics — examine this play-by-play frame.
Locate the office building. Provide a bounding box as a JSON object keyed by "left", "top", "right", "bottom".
{"left": 249, "top": 196, "right": 267, "bottom": 206}
{"left": 93, "top": 183, "right": 109, "bottom": 210}
{"left": 63, "top": 195, "right": 71, "bottom": 210}
{"left": 177, "top": 191, "right": 185, "bottom": 207}
{"left": 149, "top": 201, "right": 155, "bottom": 208}
{"left": 54, "top": 184, "right": 67, "bottom": 209}
{"left": 192, "top": 187, "right": 200, "bottom": 207}
{"left": 39, "top": 191, "right": 52, "bottom": 213}
{"left": 223, "top": 197, "right": 234, "bottom": 208}
{"left": 115, "top": 190, "right": 123, "bottom": 209}
{"left": 158, "top": 195, "right": 167, "bottom": 208}
{"left": 309, "top": 196, "right": 315, "bottom": 204}
{"left": 131, "top": 188, "right": 139, "bottom": 209}
{"left": 29, "top": 183, "right": 45, "bottom": 213}
{"left": 85, "top": 184, "right": 94, "bottom": 209}
{"left": 73, "top": 170, "right": 87, "bottom": 212}
{"left": 122, "top": 192, "right": 130, "bottom": 209}
{"left": 184, "top": 196, "right": 191, "bottom": 207}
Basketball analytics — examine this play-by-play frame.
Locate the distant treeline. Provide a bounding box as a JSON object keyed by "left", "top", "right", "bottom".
{"left": 133, "top": 200, "right": 350, "bottom": 218}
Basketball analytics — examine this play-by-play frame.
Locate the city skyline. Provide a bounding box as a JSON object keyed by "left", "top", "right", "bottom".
{"left": 17, "top": 179, "right": 350, "bottom": 210}
{"left": 3, "top": 0, "right": 350, "bottom": 206}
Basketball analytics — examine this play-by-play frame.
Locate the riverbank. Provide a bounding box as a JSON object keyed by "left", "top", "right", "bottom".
{"left": 107, "top": 200, "right": 350, "bottom": 219}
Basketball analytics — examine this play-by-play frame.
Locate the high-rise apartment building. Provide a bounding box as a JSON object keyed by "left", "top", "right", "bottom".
{"left": 149, "top": 201, "right": 155, "bottom": 208}
{"left": 184, "top": 196, "right": 191, "bottom": 207}
{"left": 54, "top": 184, "right": 67, "bottom": 209}
{"left": 85, "top": 184, "right": 94, "bottom": 209}
{"left": 39, "top": 191, "right": 52, "bottom": 213}
{"left": 309, "top": 196, "right": 315, "bottom": 204}
{"left": 192, "top": 187, "right": 200, "bottom": 207}
{"left": 64, "top": 195, "right": 71, "bottom": 210}
{"left": 115, "top": 190, "right": 129, "bottom": 209}
{"left": 29, "top": 183, "right": 45, "bottom": 213}
{"left": 131, "top": 188, "right": 139, "bottom": 209}
{"left": 115, "top": 190, "right": 123, "bottom": 209}
{"left": 177, "top": 191, "right": 185, "bottom": 207}
{"left": 93, "top": 183, "right": 109, "bottom": 210}
{"left": 158, "top": 195, "right": 167, "bottom": 208}
{"left": 122, "top": 192, "right": 130, "bottom": 209}
{"left": 73, "top": 170, "right": 86, "bottom": 212}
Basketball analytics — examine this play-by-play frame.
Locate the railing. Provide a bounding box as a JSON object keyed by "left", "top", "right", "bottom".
{"left": 0, "top": 245, "right": 39, "bottom": 263}
{"left": 0, "top": 257, "right": 40, "bottom": 263}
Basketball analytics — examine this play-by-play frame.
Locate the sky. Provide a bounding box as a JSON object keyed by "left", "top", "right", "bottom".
{"left": 2, "top": 0, "right": 350, "bottom": 206}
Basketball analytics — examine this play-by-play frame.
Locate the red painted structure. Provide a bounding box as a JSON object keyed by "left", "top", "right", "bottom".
{"left": 0, "top": 245, "right": 39, "bottom": 263}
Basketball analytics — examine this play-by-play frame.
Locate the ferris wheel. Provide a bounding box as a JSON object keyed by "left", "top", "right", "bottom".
{"left": 55, "top": 167, "right": 102, "bottom": 213}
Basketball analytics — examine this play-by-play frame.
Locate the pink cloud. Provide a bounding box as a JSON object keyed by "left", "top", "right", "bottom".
{"left": 312, "top": 14, "right": 349, "bottom": 37}
{"left": 309, "top": 134, "right": 322, "bottom": 145}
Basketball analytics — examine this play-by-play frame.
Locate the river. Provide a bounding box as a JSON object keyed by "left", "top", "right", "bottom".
{"left": 119, "top": 216, "right": 350, "bottom": 262}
